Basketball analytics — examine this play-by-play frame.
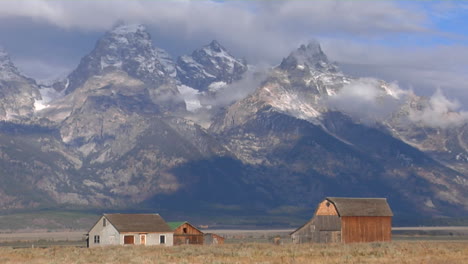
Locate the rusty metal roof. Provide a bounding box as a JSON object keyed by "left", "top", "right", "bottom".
{"left": 104, "top": 213, "right": 173, "bottom": 233}
{"left": 326, "top": 197, "right": 393, "bottom": 217}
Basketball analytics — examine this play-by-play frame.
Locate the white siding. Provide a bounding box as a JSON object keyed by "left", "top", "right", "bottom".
{"left": 88, "top": 216, "right": 174, "bottom": 247}
{"left": 120, "top": 232, "right": 173, "bottom": 246}
{"left": 88, "top": 216, "right": 120, "bottom": 248}
{"left": 147, "top": 233, "right": 173, "bottom": 246}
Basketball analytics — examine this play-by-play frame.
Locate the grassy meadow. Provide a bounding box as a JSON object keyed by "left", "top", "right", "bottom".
{"left": 0, "top": 241, "right": 466, "bottom": 264}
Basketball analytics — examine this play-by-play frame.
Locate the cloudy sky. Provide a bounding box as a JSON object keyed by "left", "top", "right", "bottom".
{"left": 0, "top": 0, "right": 467, "bottom": 107}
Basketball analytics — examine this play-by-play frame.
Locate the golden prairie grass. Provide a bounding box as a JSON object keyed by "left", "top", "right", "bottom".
{"left": 0, "top": 241, "right": 467, "bottom": 264}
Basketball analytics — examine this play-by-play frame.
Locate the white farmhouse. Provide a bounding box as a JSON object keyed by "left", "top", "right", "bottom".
{"left": 88, "top": 213, "right": 174, "bottom": 247}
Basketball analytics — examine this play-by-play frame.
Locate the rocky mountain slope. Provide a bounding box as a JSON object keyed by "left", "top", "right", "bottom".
{"left": 0, "top": 24, "right": 466, "bottom": 222}
{"left": 176, "top": 40, "right": 247, "bottom": 92}
{"left": 210, "top": 42, "right": 467, "bottom": 216}
{"left": 0, "top": 47, "right": 41, "bottom": 120}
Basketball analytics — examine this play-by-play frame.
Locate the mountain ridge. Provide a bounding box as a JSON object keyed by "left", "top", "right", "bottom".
{"left": 0, "top": 24, "right": 466, "bottom": 223}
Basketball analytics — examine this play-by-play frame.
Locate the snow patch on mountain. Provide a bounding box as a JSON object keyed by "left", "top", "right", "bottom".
{"left": 34, "top": 86, "right": 65, "bottom": 111}
{"left": 177, "top": 85, "right": 202, "bottom": 111}
{"left": 261, "top": 83, "right": 321, "bottom": 122}
{"left": 208, "top": 81, "right": 227, "bottom": 92}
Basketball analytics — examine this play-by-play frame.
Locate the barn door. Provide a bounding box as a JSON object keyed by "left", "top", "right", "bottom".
{"left": 140, "top": 234, "right": 146, "bottom": 245}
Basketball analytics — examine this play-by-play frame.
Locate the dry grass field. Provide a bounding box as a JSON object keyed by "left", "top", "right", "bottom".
{"left": 0, "top": 241, "right": 466, "bottom": 264}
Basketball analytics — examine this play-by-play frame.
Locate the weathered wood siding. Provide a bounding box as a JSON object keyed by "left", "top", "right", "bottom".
{"left": 173, "top": 222, "right": 204, "bottom": 245}
{"left": 291, "top": 215, "right": 341, "bottom": 244}
{"left": 341, "top": 216, "right": 391, "bottom": 243}
{"left": 204, "top": 233, "right": 225, "bottom": 245}
{"left": 315, "top": 200, "right": 338, "bottom": 216}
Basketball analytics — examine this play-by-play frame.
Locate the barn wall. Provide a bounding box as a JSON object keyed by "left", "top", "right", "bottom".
{"left": 341, "top": 216, "right": 392, "bottom": 243}
{"left": 315, "top": 200, "right": 338, "bottom": 216}
{"left": 291, "top": 215, "right": 341, "bottom": 243}
{"left": 173, "top": 223, "right": 204, "bottom": 245}
{"left": 291, "top": 222, "right": 314, "bottom": 244}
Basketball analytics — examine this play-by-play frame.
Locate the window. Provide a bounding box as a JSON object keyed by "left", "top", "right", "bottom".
{"left": 94, "top": 235, "right": 100, "bottom": 244}
{"left": 103, "top": 218, "right": 106, "bottom": 227}
{"left": 183, "top": 227, "right": 187, "bottom": 234}
{"left": 160, "top": 235, "right": 166, "bottom": 244}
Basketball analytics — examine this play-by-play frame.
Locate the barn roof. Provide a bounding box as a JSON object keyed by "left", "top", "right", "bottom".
{"left": 167, "top": 221, "right": 205, "bottom": 234}
{"left": 326, "top": 197, "right": 393, "bottom": 217}
{"left": 104, "top": 213, "right": 173, "bottom": 233}
{"left": 167, "top": 221, "right": 187, "bottom": 230}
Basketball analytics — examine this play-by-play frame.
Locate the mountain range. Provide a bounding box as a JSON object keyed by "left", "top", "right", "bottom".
{"left": 0, "top": 24, "right": 466, "bottom": 224}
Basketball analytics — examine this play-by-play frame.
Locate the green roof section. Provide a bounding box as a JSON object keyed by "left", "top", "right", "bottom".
{"left": 167, "top": 221, "right": 186, "bottom": 230}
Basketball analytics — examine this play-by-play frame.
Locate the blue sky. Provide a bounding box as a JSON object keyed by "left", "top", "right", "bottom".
{"left": 0, "top": 0, "right": 467, "bottom": 107}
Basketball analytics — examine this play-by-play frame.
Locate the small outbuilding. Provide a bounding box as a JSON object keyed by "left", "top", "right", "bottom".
{"left": 88, "top": 213, "right": 174, "bottom": 247}
{"left": 203, "top": 233, "right": 225, "bottom": 245}
{"left": 168, "top": 221, "right": 204, "bottom": 245}
{"left": 291, "top": 197, "right": 393, "bottom": 244}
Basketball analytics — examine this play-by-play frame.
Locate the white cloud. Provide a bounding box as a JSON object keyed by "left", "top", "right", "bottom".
{"left": 14, "top": 58, "right": 71, "bottom": 83}
{"left": 327, "top": 78, "right": 408, "bottom": 124}
{"left": 0, "top": 0, "right": 431, "bottom": 63}
{"left": 321, "top": 40, "right": 468, "bottom": 108}
{"left": 0, "top": 0, "right": 466, "bottom": 111}
{"left": 409, "top": 89, "right": 468, "bottom": 128}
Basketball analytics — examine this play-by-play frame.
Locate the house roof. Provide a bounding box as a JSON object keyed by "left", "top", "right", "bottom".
{"left": 167, "top": 221, "right": 187, "bottom": 230}
{"left": 104, "top": 213, "right": 173, "bottom": 233}
{"left": 326, "top": 197, "right": 393, "bottom": 217}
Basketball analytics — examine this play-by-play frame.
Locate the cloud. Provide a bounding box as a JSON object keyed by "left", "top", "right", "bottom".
{"left": 204, "top": 70, "right": 266, "bottom": 107}
{"left": 326, "top": 78, "right": 408, "bottom": 124}
{"left": 0, "top": 0, "right": 431, "bottom": 63}
{"left": 0, "top": 0, "right": 466, "bottom": 111}
{"left": 408, "top": 89, "right": 468, "bottom": 128}
{"left": 14, "top": 58, "right": 72, "bottom": 83}
{"left": 325, "top": 79, "right": 468, "bottom": 128}
{"left": 321, "top": 40, "right": 468, "bottom": 108}
{"left": 0, "top": 1, "right": 429, "bottom": 33}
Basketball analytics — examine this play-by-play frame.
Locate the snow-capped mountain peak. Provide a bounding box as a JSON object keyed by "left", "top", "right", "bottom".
{"left": 0, "top": 46, "right": 9, "bottom": 62}
{"left": 0, "top": 46, "right": 42, "bottom": 120}
{"left": 59, "top": 23, "right": 176, "bottom": 94}
{"left": 109, "top": 23, "right": 147, "bottom": 35}
{"left": 207, "top": 40, "right": 224, "bottom": 52}
{"left": 280, "top": 40, "right": 337, "bottom": 73}
{"left": 103, "top": 23, "right": 152, "bottom": 52}
{"left": 0, "top": 47, "right": 19, "bottom": 79}
{"left": 176, "top": 40, "right": 247, "bottom": 92}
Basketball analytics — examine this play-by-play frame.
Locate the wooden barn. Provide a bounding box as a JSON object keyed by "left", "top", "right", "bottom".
{"left": 168, "top": 221, "right": 204, "bottom": 245}
{"left": 291, "top": 197, "right": 393, "bottom": 243}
